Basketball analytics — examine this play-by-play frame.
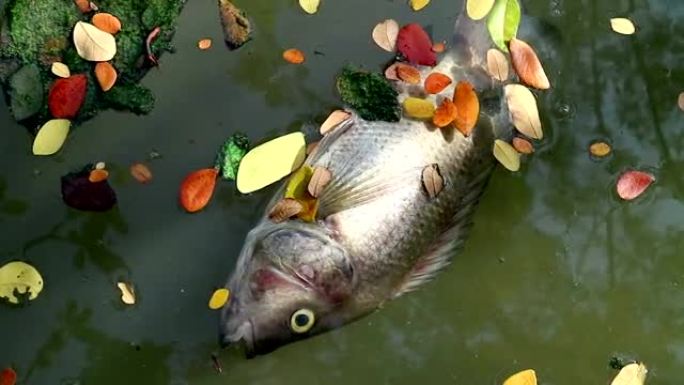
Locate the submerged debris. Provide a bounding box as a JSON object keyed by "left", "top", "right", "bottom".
{"left": 61, "top": 164, "right": 117, "bottom": 212}
{"left": 218, "top": 0, "right": 252, "bottom": 49}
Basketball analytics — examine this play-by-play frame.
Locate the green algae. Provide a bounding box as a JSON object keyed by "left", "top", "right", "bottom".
{"left": 336, "top": 66, "right": 401, "bottom": 122}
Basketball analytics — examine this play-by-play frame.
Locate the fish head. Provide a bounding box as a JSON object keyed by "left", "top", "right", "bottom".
{"left": 220, "top": 223, "right": 355, "bottom": 356}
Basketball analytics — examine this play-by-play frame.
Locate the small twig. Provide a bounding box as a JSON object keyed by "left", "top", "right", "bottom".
{"left": 210, "top": 353, "right": 223, "bottom": 374}
{"left": 146, "top": 27, "right": 161, "bottom": 66}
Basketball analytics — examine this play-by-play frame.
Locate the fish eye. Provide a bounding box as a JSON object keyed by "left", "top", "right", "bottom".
{"left": 290, "top": 308, "right": 315, "bottom": 334}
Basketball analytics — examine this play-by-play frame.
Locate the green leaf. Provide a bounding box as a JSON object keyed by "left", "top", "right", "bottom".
{"left": 9, "top": 64, "right": 44, "bottom": 121}
{"left": 215, "top": 133, "right": 250, "bottom": 181}
{"left": 486, "top": 0, "right": 521, "bottom": 51}
{"left": 0, "top": 261, "right": 44, "bottom": 304}
{"left": 336, "top": 67, "right": 401, "bottom": 122}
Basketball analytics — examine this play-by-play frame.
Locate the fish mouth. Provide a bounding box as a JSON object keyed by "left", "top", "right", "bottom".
{"left": 219, "top": 317, "right": 256, "bottom": 357}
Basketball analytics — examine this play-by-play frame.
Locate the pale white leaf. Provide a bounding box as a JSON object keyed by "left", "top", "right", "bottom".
{"left": 372, "top": 19, "right": 400, "bottom": 52}
{"left": 504, "top": 84, "right": 543, "bottom": 140}
{"left": 610, "top": 18, "right": 636, "bottom": 35}
{"left": 73, "top": 21, "right": 117, "bottom": 62}
{"left": 493, "top": 139, "right": 521, "bottom": 171}
{"left": 51, "top": 62, "right": 71, "bottom": 78}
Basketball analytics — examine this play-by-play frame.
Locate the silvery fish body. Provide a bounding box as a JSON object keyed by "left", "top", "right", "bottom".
{"left": 220, "top": 10, "right": 510, "bottom": 356}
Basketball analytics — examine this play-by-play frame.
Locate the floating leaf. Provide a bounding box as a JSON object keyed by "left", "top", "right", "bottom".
{"left": 269, "top": 198, "right": 304, "bottom": 223}
{"left": 92, "top": 13, "right": 122, "bottom": 34}
{"left": 433, "top": 99, "right": 458, "bottom": 128}
{"left": 117, "top": 282, "right": 135, "bottom": 305}
{"left": 0, "top": 368, "right": 17, "bottom": 385}
{"left": 0, "top": 261, "right": 44, "bottom": 304}
{"left": 512, "top": 137, "right": 534, "bottom": 154}
{"left": 308, "top": 167, "right": 332, "bottom": 198}
{"left": 48, "top": 75, "right": 88, "bottom": 119}
{"left": 180, "top": 168, "right": 219, "bottom": 213}
{"left": 410, "top": 0, "right": 430, "bottom": 11}
{"left": 617, "top": 171, "right": 655, "bottom": 201}
{"left": 337, "top": 67, "right": 401, "bottom": 122}
{"left": 130, "top": 163, "right": 153, "bottom": 184}
{"left": 453, "top": 81, "right": 480, "bottom": 136}
{"left": 384, "top": 62, "right": 402, "bottom": 81}
{"left": 299, "top": 0, "right": 320, "bottom": 14}
{"left": 503, "top": 369, "right": 537, "bottom": 385}
{"left": 403, "top": 97, "right": 435, "bottom": 119}
{"left": 372, "top": 19, "right": 400, "bottom": 52}
{"left": 283, "top": 48, "right": 305, "bottom": 64}
{"left": 33, "top": 119, "right": 71, "bottom": 156}
{"left": 320, "top": 110, "right": 351, "bottom": 135}
{"left": 467, "top": 0, "right": 496, "bottom": 20}
{"left": 504, "top": 84, "right": 542, "bottom": 139}
{"left": 284, "top": 166, "right": 318, "bottom": 221}
{"left": 95, "top": 162, "right": 106, "bottom": 170}
{"left": 487, "top": 0, "right": 521, "bottom": 51}
{"left": 397, "top": 23, "right": 437, "bottom": 66}
{"left": 610, "top": 18, "right": 636, "bottom": 35}
{"left": 424, "top": 72, "right": 453, "bottom": 94}
{"left": 73, "top": 21, "right": 117, "bottom": 61}
{"left": 209, "top": 288, "right": 230, "bottom": 309}
{"left": 198, "top": 38, "right": 212, "bottom": 50}
{"left": 421, "top": 164, "right": 443, "bottom": 199}
{"left": 237, "top": 132, "right": 306, "bottom": 193}
{"left": 678, "top": 92, "right": 684, "bottom": 111}
{"left": 509, "top": 38, "right": 550, "bottom": 90}
{"left": 486, "top": 48, "right": 509, "bottom": 81}
{"left": 51, "top": 62, "right": 71, "bottom": 78}
{"left": 493, "top": 139, "right": 521, "bottom": 171}
{"left": 589, "top": 141, "right": 611, "bottom": 158}
{"left": 432, "top": 41, "right": 446, "bottom": 53}
{"left": 88, "top": 169, "right": 109, "bottom": 183}
{"left": 74, "top": 0, "right": 92, "bottom": 13}
{"left": 611, "top": 362, "right": 647, "bottom": 385}
{"left": 9, "top": 64, "right": 43, "bottom": 121}
{"left": 215, "top": 133, "right": 250, "bottom": 181}
{"left": 397, "top": 64, "right": 422, "bottom": 84}
{"left": 95, "top": 62, "right": 117, "bottom": 92}
{"left": 62, "top": 165, "right": 117, "bottom": 211}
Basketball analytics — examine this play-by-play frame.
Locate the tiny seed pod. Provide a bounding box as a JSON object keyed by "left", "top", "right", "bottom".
{"left": 421, "top": 164, "right": 444, "bottom": 199}
{"left": 269, "top": 198, "right": 303, "bottom": 223}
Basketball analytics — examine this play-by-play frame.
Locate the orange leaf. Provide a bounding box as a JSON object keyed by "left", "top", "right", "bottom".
{"left": 283, "top": 48, "right": 305, "bottom": 64}
{"left": 88, "top": 169, "right": 109, "bottom": 183}
{"left": 0, "top": 368, "right": 16, "bottom": 385}
{"left": 433, "top": 99, "right": 458, "bottom": 127}
{"left": 453, "top": 81, "right": 480, "bottom": 136}
{"left": 179, "top": 168, "right": 219, "bottom": 213}
{"left": 198, "top": 38, "right": 212, "bottom": 50}
{"left": 512, "top": 137, "right": 534, "bottom": 154}
{"left": 130, "top": 163, "right": 153, "bottom": 184}
{"left": 94, "top": 62, "right": 117, "bottom": 92}
{"left": 509, "top": 38, "right": 550, "bottom": 90}
{"left": 424, "top": 72, "right": 452, "bottom": 94}
{"left": 396, "top": 64, "right": 421, "bottom": 84}
{"left": 73, "top": 0, "right": 91, "bottom": 13}
{"left": 432, "top": 41, "right": 446, "bottom": 53}
{"left": 92, "top": 13, "right": 122, "bottom": 34}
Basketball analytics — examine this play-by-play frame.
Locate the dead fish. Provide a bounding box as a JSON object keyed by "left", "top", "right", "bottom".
{"left": 220, "top": 5, "right": 512, "bottom": 357}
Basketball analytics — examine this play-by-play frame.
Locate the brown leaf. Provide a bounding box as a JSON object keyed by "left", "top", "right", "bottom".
{"left": 92, "top": 13, "right": 122, "bottom": 34}
{"left": 424, "top": 72, "right": 452, "bottom": 94}
{"left": 453, "top": 81, "right": 480, "bottom": 136}
{"left": 130, "top": 163, "right": 153, "bottom": 184}
{"left": 421, "top": 164, "right": 443, "bottom": 199}
{"left": 320, "top": 110, "right": 351, "bottom": 135}
{"left": 307, "top": 167, "right": 332, "bottom": 198}
{"left": 433, "top": 99, "right": 458, "bottom": 128}
{"left": 94, "top": 62, "right": 117, "bottom": 92}
{"left": 218, "top": 0, "right": 252, "bottom": 49}
{"left": 512, "top": 137, "right": 534, "bottom": 154}
{"left": 268, "top": 198, "right": 303, "bottom": 223}
{"left": 486, "top": 48, "right": 509, "bottom": 82}
{"left": 509, "top": 38, "right": 550, "bottom": 90}
{"left": 283, "top": 48, "right": 305, "bottom": 64}
{"left": 306, "top": 141, "right": 319, "bottom": 156}
{"left": 396, "top": 64, "right": 421, "bottom": 85}
{"left": 198, "top": 38, "right": 212, "bottom": 50}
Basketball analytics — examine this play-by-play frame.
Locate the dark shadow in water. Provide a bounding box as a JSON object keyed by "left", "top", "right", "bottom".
{"left": 0, "top": 177, "right": 29, "bottom": 219}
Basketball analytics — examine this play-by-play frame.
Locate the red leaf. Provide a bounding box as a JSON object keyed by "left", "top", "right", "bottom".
{"left": 48, "top": 75, "right": 87, "bottom": 119}
{"left": 0, "top": 368, "right": 17, "bottom": 385}
{"left": 397, "top": 23, "right": 436, "bottom": 66}
{"left": 616, "top": 170, "right": 655, "bottom": 201}
{"left": 180, "top": 168, "right": 219, "bottom": 213}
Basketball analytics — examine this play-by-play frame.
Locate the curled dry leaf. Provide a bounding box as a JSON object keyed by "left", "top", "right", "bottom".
{"left": 432, "top": 41, "right": 446, "bottom": 53}
{"left": 92, "top": 13, "right": 122, "bottom": 34}
{"left": 320, "top": 110, "right": 351, "bottom": 135}
{"left": 299, "top": 0, "right": 320, "bottom": 14}
{"left": 678, "top": 92, "right": 684, "bottom": 111}
{"left": 410, "top": 0, "right": 430, "bottom": 11}
{"left": 269, "top": 198, "right": 304, "bottom": 223}
{"left": 179, "top": 168, "right": 219, "bottom": 213}
{"left": 403, "top": 97, "right": 435, "bottom": 119}
{"left": 396, "top": 64, "right": 421, "bottom": 85}
{"left": 493, "top": 139, "right": 521, "bottom": 171}
{"left": 616, "top": 170, "right": 655, "bottom": 201}
{"left": 33, "top": 119, "right": 71, "bottom": 156}
{"left": 208, "top": 288, "right": 230, "bottom": 310}
{"left": 372, "top": 19, "right": 400, "bottom": 52}
{"left": 88, "top": 169, "right": 109, "bottom": 183}
{"left": 467, "top": 0, "right": 496, "bottom": 20}
{"left": 421, "top": 164, "right": 444, "bottom": 199}
{"left": 283, "top": 48, "right": 305, "bottom": 64}
{"left": 611, "top": 362, "right": 647, "bottom": 385}
{"left": 453, "top": 81, "right": 480, "bottom": 136}
{"left": 117, "top": 282, "right": 135, "bottom": 305}
{"left": 0, "top": 261, "right": 44, "bottom": 304}
{"left": 73, "top": 21, "right": 117, "bottom": 61}
{"left": 610, "top": 18, "right": 636, "bottom": 35}
{"left": 0, "top": 367, "right": 17, "bottom": 385}
{"left": 503, "top": 369, "right": 537, "bottom": 385}
{"left": 198, "top": 38, "right": 212, "bottom": 50}
{"left": 589, "top": 141, "right": 612, "bottom": 158}
{"left": 424, "top": 72, "right": 452, "bottom": 94}
{"left": 397, "top": 23, "right": 437, "bottom": 66}
{"left": 504, "top": 84, "right": 542, "bottom": 139}
{"left": 486, "top": 48, "right": 509, "bottom": 81}
{"left": 130, "top": 163, "right": 153, "bottom": 184}
{"left": 512, "top": 137, "right": 534, "bottom": 154}
{"left": 433, "top": 99, "right": 458, "bottom": 128}
{"left": 308, "top": 167, "right": 332, "bottom": 198}
{"left": 95, "top": 62, "right": 117, "bottom": 92}
{"left": 509, "top": 38, "right": 550, "bottom": 90}
{"left": 51, "top": 62, "right": 71, "bottom": 78}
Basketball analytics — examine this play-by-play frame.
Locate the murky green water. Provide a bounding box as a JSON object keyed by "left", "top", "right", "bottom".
{"left": 2, "top": 0, "right": 683, "bottom": 383}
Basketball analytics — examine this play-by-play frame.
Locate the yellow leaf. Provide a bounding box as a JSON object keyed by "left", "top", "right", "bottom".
{"left": 284, "top": 166, "right": 319, "bottom": 222}
{"left": 0, "top": 261, "right": 44, "bottom": 304}
{"left": 299, "top": 0, "right": 320, "bottom": 14}
{"left": 504, "top": 84, "right": 542, "bottom": 139}
{"left": 589, "top": 141, "right": 612, "bottom": 157}
{"left": 208, "top": 288, "right": 230, "bottom": 309}
{"left": 117, "top": 282, "right": 136, "bottom": 305}
{"left": 372, "top": 19, "right": 400, "bottom": 52}
{"left": 467, "top": 0, "right": 495, "bottom": 20}
{"left": 237, "top": 132, "right": 306, "bottom": 194}
{"left": 486, "top": 49, "right": 509, "bottom": 81}
{"left": 503, "top": 369, "right": 537, "bottom": 385}
{"left": 403, "top": 97, "right": 435, "bottom": 119}
{"left": 51, "top": 62, "right": 71, "bottom": 78}
{"left": 493, "top": 139, "right": 521, "bottom": 171}
{"left": 611, "top": 363, "right": 647, "bottom": 385}
{"left": 73, "top": 21, "right": 117, "bottom": 62}
{"left": 410, "top": 0, "right": 430, "bottom": 11}
{"left": 610, "top": 18, "right": 636, "bottom": 35}
{"left": 33, "top": 119, "right": 71, "bottom": 156}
